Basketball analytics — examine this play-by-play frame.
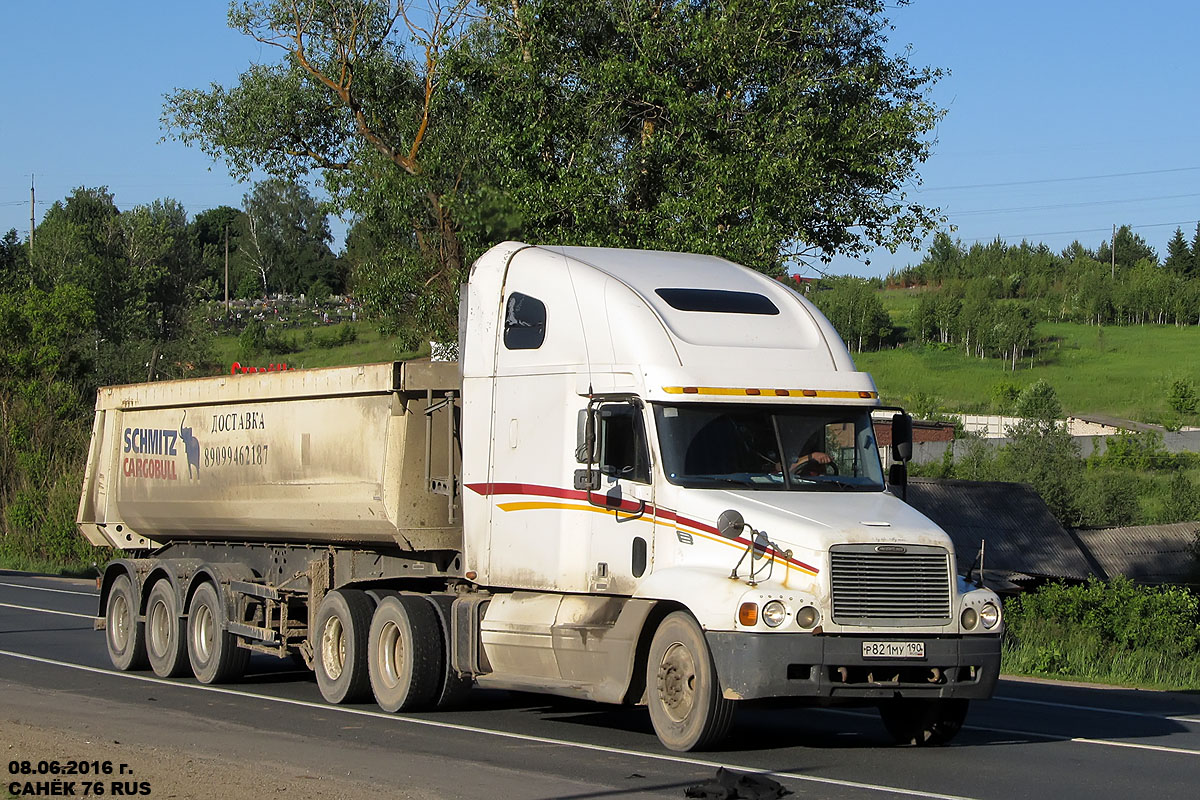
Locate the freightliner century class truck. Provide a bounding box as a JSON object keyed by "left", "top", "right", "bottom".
{"left": 78, "top": 242, "right": 1002, "bottom": 751}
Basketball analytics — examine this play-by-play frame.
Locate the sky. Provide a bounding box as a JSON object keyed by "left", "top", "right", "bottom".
{"left": 3, "top": 1, "right": 1200, "bottom": 279}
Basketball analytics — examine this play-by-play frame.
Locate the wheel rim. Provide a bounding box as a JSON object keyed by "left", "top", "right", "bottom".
{"left": 377, "top": 620, "right": 402, "bottom": 690}
{"left": 108, "top": 592, "right": 130, "bottom": 652}
{"left": 149, "top": 598, "right": 170, "bottom": 658}
{"left": 656, "top": 641, "right": 698, "bottom": 723}
{"left": 321, "top": 616, "right": 346, "bottom": 681}
{"left": 193, "top": 602, "right": 214, "bottom": 661}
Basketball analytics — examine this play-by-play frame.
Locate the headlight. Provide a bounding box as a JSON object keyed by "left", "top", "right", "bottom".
{"left": 960, "top": 607, "right": 978, "bottom": 631}
{"left": 980, "top": 603, "right": 1000, "bottom": 629}
{"left": 795, "top": 605, "right": 820, "bottom": 630}
{"left": 762, "top": 600, "right": 787, "bottom": 627}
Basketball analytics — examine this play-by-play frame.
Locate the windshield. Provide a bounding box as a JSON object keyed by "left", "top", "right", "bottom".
{"left": 653, "top": 403, "right": 885, "bottom": 491}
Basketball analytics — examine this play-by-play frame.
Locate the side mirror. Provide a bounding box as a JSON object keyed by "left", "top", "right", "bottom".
{"left": 716, "top": 509, "right": 745, "bottom": 540}
{"left": 891, "top": 413, "right": 913, "bottom": 463}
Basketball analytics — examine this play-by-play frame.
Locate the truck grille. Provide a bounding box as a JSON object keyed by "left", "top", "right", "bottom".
{"left": 829, "top": 544, "right": 952, "bottom": 626}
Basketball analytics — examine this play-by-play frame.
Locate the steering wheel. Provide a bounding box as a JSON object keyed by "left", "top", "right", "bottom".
{"left": 792, "top": 453, "right": 838, "bottom": 477}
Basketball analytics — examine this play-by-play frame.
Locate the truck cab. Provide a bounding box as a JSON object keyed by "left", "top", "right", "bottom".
{"left": 460, "top": 243, "right": 1001, "bottom": 749}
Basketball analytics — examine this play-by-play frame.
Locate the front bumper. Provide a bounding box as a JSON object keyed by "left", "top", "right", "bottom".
{"left": 706, "top": 632, "right": 1001, "bottom": 701}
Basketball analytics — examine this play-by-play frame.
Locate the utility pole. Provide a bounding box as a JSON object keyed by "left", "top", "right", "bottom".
{"left": 1111, "top": 224, "right": 1116, "bottom": 280}
{"left": 224, "top": 225, "right": 230, "bottom": 313}
{"left": 29, "top": 175, "right": 35, "bottom": 256}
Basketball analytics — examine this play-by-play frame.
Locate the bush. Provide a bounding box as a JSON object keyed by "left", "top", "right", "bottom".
{"left": 1003, "top": 577, "right": 1200, "bottom": 689}
{"left": 237, "top": 318, "right": 295, "bottom": 359}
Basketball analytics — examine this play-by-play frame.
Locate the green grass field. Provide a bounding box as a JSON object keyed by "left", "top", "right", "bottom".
{"left": 857, "top": 290, "right": 1200, "bottom": 422}
{"left": 211, "top": 322, "right": 424, "bottom": 372}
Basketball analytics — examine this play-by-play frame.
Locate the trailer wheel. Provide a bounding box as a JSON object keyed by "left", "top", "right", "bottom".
{"left": 646, "top": 611, "right": 735, "bottom": 751}
{"left": 145, "top": 580, "right": 189, "bottom": 678}
{"left": 105, "top": 574, "right": 147, "bottom": 671}
{"left": 314, "top": 589, "right": 374, "bottom": 704}
{"left": 187, "top": 582, "right": 249, "bottom": 684}
{"left": 367, "top": 595, "right": 443, "bottom": 712}
{"left": 879, "top": 698, "right": 969, "bottom": 746}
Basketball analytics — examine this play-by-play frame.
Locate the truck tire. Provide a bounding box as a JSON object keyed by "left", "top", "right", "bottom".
{"left": 879, "top": 698, "right": 969, "bottom": 746}
{"left": 646, "top": 611, "right": 735, "bottom": 751}
{"left": 187, "top": 582, "right": 249, "bottom": 684}
{"left": 105, "top": 574, "right": 148, "bottom": 671}
{"left": 368, "top": 595, "right": 443, "bottom": 712}
{"left": 314, "top": 589, "right": 374, "bottom": 704}
{"left": 145, "top": 580, "right": 189, "bottom": 678}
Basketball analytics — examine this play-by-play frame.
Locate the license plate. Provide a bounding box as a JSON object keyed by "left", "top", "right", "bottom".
{"left": 862, "top": 641, "right": 925, "bottom": 659}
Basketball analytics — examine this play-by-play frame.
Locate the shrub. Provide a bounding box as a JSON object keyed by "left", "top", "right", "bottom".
{"left": 1003, "top": 577, "right": 1200, "bottom": 688}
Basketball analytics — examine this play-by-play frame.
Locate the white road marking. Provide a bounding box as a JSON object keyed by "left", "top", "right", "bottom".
{"left": 995, "top": 695, "right": 1200, "bottom": 725}
{"left": 0, "top": 580, "right": 97, "bottom": 597}
{"left": 0, "top": 602, "right": 95, "bottom": 620}
{"left": 976, "top": 723, "right": 1200, "bottom": 757}
{"left": 818, "top": 708, "right": 1200, "bottom": 757}
{"left": 0, "top": 648, "right": 979, "bottom": 800}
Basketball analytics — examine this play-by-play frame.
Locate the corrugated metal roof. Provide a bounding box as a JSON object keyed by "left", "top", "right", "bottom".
{"left": 904, "top": 478, "right": 1100, "bottom": 583}
{"left": 1074, "top": 523, "right": 1200, "bottom": 586}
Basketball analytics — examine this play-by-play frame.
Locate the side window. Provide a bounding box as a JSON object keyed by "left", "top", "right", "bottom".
{"left": 503, "top": 292, "right": 546, "bottom": 350}
{"left": 597, "top": 404, "right": 651, "bottom": 484}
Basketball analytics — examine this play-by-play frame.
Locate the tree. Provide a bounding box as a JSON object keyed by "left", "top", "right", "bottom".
{"left": 189, "top": 206, "right": 247, "bottom": 301}
{"left": 1191, "top": 222, "right": 1200, "bottom": 281}
{"left": 1164, "top": 227, "right": 1191, "bottom": 275}
{"left": 812, "top": 278, "right": 891, "bottom": 352}
{"left": 239, "top": 178, "right": 339, "bottom": 296}
{"left": 1095, "top": 225, "right": 1157, "bottom": 272}
{"left": 1000, "top": 380, "right": 1081, "bottom": 524}
{"left": 165, "top": 0, "right": 947, "bottom": 345}
{"left": 0, "top": 229, "right": 25, "bottom": 292}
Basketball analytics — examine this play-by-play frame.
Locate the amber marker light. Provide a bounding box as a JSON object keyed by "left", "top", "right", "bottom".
{"left": 801, "top": 389, "right": 817, "bottom": 397}
{"left": 738, "top": 603, "right": 759, "bottom": 626}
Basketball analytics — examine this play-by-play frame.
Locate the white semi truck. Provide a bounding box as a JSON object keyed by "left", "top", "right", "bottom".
{"left": 78, "top": 242, "right": 1002, "bottom": 751}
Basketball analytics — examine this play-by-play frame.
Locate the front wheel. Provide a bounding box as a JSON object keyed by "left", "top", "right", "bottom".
{"left": 646, "top": 612, "right": 735, "bottom": 751}
{"left": 879, "top": 698, "right": 969, "bottom": 746}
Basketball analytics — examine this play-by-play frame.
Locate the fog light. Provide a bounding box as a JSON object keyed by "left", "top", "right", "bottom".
{"left": 762, "top": 601, "right": 787, "bottom": 627}
{"left": 739, "top": 602, "right": 759, "bottom": 626}
{"left": 796, "top": 605, "right": 820, "bottom": 629}
{"left": 960, "top": 607, "right": 978, "bottom": 631}
{"left": 980, "top": 603, "right": 1000, "bottom": 629}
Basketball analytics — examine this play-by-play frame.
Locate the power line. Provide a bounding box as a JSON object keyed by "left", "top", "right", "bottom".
{"left": 920, "top": 166, "right": 1200, "bottom": 192}
{"left": 952, "top": 219, "right": 1200, "bottom": 246}
{"left": 948, "top": 192, "right": 1200, "bottom": 217}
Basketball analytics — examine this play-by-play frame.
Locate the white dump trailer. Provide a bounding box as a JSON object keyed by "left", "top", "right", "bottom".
{"left": 80, "top": 242, "right": 1002, "bottom": 751}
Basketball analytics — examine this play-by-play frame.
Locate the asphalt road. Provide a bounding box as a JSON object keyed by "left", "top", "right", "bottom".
{"left": 3, "top": 570, "right": 1200, "bottom": 800}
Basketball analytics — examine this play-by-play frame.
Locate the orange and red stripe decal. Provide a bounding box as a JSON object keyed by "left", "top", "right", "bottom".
{"left": 466, "top": 482, "right": 819, "bottom": 575}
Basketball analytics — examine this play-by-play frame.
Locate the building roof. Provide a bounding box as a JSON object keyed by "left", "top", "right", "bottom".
{"left": 1074, "top": 523, "right": 1200, "bottom": 587}
{"left": 904, "top": 478, "right": 1100, "bottom": 589}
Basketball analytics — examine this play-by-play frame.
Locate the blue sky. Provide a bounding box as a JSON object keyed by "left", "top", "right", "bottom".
{"left": 3, "top": 1, "right": 1199, "bottom": 278}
